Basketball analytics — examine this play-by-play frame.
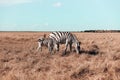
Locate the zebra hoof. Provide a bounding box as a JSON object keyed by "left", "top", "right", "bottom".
{"left": 73, "top": 50, "right": 76, "bottom": 52}
{"left": 50, "top": 52, "right": 54, "bottom": 55}
{"left": 62, "top": 51, "right": 66, "bottom": 56}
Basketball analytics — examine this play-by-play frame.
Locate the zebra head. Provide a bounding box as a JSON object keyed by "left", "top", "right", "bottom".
{"left": 75, "top": 41, "right": 81, "bottom": 54}
{"left": 38, "top": 34, "right": 46, "bottom": 45}
{"left": 37, "top": 37, "right": 45, "bottom": 51}
{"left": 38, "top": 37, "right": 45, "bottom": 46}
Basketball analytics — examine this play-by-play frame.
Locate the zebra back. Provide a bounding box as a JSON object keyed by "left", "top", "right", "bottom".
{"left": 49, "top": 32, "right": 73, "bottom": 43}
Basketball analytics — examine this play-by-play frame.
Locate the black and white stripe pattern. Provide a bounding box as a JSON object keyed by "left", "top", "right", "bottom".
{"left": 37, "top": 36, "right": 54, "bottom": 54}
{"left": 49, "top": 32, "right": 81, "bottom": 54}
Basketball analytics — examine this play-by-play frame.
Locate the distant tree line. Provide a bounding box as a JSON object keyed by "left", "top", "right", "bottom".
{"left": 84, "top": 30, "right": 120, "bottom": 33}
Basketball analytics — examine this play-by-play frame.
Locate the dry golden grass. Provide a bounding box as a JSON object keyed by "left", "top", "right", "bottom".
{"left": 0, "top": 32, "right": 120, "bottom": 80}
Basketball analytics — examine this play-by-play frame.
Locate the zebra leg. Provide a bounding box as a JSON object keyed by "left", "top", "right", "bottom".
{"left": 54, "top": 43, "right": 59, "bottom": 52}
{"left": 48, "top": 40, "right": 54, "bottom": 54}
{"left": 37, "top": 42, "right": 42, "bottom": 51}
{"left": 57, "top": 44, "right": 59, "bottom": 51}
{"left": 69, "top": 43, "right": 72, "bottom": 52}
{"left": 48, "top": 44, "right": 52, "bottom": 54}
{"left": 51, "top": 46, "right": 54, "bottom": 54}
{"left": 63, "top": 40, "right": 69, "bottom": 55}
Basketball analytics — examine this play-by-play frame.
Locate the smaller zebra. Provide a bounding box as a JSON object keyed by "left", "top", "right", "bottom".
{"left": 37, "top": 35, "right": 54, "bottom": 54}
{"left": 49, "top": 32, "right": 81, "bottom": 55}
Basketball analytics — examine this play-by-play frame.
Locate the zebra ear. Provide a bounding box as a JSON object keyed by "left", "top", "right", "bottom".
{"left": 43, "top": 34, "right": 46, "bottom": 38}
{"left": 38, "top": 37, "right": 44, "bottom": 42}
{"left": 38, "top": 39, "right": 42, "bottom": 42}
{"left": 38, "top": 39, "right": 41, "bottom": 42}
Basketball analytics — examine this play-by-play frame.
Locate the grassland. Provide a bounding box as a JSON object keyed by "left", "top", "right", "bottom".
{"left": 0, "top": 32, "right": 120, "bottom": 80}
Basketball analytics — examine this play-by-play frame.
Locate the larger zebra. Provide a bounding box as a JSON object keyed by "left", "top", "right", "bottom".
{"left": 49, "top": 32, "right": 81, "bottom": 54}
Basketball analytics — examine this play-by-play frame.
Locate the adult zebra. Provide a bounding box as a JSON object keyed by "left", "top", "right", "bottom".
{"left": 49, "top": 32, "right": 81, "bottom": 55}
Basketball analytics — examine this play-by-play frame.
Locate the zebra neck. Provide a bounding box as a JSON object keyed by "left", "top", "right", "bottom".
{"left": 72, "top": 34, "right": 79, "bottom": 43}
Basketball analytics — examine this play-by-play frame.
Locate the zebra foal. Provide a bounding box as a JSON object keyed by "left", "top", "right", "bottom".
{"left": 37, "top": 35, "right": 54, "bottom": 54}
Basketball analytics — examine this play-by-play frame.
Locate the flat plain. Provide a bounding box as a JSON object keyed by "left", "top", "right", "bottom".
{"left": 0, "top": 32, "right": 120, "bottom": 80}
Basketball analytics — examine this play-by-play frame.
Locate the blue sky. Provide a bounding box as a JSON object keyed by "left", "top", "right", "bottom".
{"left": 0, "top": 0, "right": 120, "bottom": 31}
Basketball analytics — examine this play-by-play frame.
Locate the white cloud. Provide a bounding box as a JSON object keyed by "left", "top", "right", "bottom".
{"left": 53, "top": 2, "right": 62, "bottom": 8}
{"left": 0, "top": 0, "right": 32, "bottom": 6}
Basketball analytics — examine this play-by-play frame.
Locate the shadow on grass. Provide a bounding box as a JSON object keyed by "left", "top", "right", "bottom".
{"left": 80, "top": 49, "right": 99, "bottom": 55}
{"left": 61, "top": 45, "right": 99, "bottom": 56}
{"left": 61, "top": 49, "right": 99, "bottom": 57}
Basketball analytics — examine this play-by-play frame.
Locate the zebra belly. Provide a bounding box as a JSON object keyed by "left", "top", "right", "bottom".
{"left": 59, "top": 38, "right": 67, "bottom": 44}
